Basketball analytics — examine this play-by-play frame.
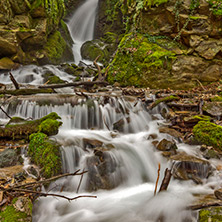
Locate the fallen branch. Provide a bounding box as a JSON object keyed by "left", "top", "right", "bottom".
{"left": 9, "top": 72, "right": 20, "bottom": 89}
{"left": 3, "top": 170, "right": 88, "bottom": 191}
{"left": 8, "top": 188, "right": 97, "bottom": 202}
{"left": 38, "top": 81, "right": 108, "bottom": 89}
{"left": 93, "top": 55, "right": 102, "bottom": 81}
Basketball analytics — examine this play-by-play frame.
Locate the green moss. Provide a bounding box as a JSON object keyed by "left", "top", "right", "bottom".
{"left": 192, "top": 115, "right": 211, "bottom": 121}
{"left": 43, "top": 31, "right": 66, "bottom": 64}
{"left": 107, "top": 33, "right": 176, "bottom": 87}
{"left": 0, "top": 205, "right": 28, "bottom": 222}
{"left": 211, "top": 96, "right": 222, "bottom": 102}
{"left": 153, "top": 95, "right": 179, "bottom": 108}
{"left": 193, "top": 121, "right": 222, "bottom": 150}
{"left": 208, "top": 0, "right": 222, "bottom": 16}
{"left": 0, "top": 88, "right": 54, "bottom": 95}
{"left": 0, "top": 112, "right": 62, "bottom": 140}
{"left": 43, "top": 72, "right": 65, "bottom": 84}
{"left": 39, "top": 118, "right": 62, "bottom": 135}
{"left": 29, "top": 132, "right": 61, "bottom": 178}
{"left": 199, "top": 207, "right": 222, "bottom": 222}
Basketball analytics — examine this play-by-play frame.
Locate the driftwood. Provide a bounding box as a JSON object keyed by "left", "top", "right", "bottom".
{"left": 9, "top": 72, "right": 20, "bottom": 89}
{"left": 0, "top": 88, "right": 54, "bottom": 95}
{"left": 158, "top": 168, "right": 172, "bottom": 192}
{"left": 39, "top": 80, "right": 108, "bottom": 89}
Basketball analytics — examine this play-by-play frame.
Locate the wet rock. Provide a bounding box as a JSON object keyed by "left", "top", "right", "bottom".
{"left": 203, "top": 102, "right": 222, "bottom": 117}
{"left": 199, "top": 64, "right": 221, "bottom": 82}
{"left": 83, "top": 138, "right": 103, "bottom": 149}
{"left": 214, "top": 189, "right": 222, "bottom": 200}
{"left": 156, "top": 139, "right": 178, "bottom": 153}
{"left": 113, "top": 117, "right": 130, "bottom": 132}
{"left": 159, "top": 127, "right": 183, "bottom": 139}
{"left": 0, "top": 148, "right": 20, "bottom": 168}
{"left": 86, "top": 148, "right": 119, "bottom": 191}
{"left": 170, "top": 153, "right": 212, "bottom": 183}
{"left": 200, "top": 146, "right": 221, "bottom": 160}
{"left": 147, "top": 134, "right": 158, "bottom": 140}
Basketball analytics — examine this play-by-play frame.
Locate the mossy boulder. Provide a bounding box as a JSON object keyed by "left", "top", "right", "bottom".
{"left": 193, "top": 121, "right": 222, "bottom": 150}
{"left": 81, "top": 39, "right": 110, "bottom": 64}
{"left": 39, "top": 118, "right": 62, "bottom": 136}
{"left": 42, "top": 71, "right": 66, "bottom": 84}
{"left": 107, "top": 33, "right": 177, "bottom": 88}
{"left": 28, "top": 132, "right": 62, "bottom": 178}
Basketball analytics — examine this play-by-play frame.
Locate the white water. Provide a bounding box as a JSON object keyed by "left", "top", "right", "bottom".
{"left": 68, "top": 0, "right": 99, "bottom": 64}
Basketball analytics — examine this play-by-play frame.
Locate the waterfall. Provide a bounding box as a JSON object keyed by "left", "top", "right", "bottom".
{"left": 68, "top": 0, "right": 99, "bottom": 64}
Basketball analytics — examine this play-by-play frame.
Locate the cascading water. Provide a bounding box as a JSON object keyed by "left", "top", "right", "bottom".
{"left": 0, "top": 1, "right": 222, "bottom": 221}
{"left": 68, "top": 0, "right": 99, "bottom": 64}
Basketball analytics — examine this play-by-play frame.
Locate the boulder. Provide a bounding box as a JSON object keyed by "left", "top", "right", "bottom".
{"left": 203, "top": 102, "right": 222, "bottom": 117}
{"left": 0, "top": 148, "right": 19, "bottom": 168}
{"left": 156, "top": 138, "right": 178, "bottom": 153}
{"left": 0, "top": 31, "right": 18, "bottom": 56}
{"left": 0, "top": 57, "right": 16, "bottom": 70}
{"left": 170, "top": 152, "right": 212, "bottom": 183}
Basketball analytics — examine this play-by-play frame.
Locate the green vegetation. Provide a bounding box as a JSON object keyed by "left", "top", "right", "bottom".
{"left": 107, "top": 33, "right": 176, "bottom": 87}
{"left": 0, "top": 197, "right": 32, "bottom": 222}
{"left": 207, "top": 0, "right": 222, "bottom": 16}
{"left": 29, "top": 132, "right": 61, "bottom": 178}
{"left": 43, "top": 72, "right": 65, "bottom": 84}
{"left": 43, "top": 31, "right": 67, "bottom": 64}
{"left": 199, "top": 207, "right": 222, "bottom": 222}
{"left": 152, "top": 95, "right": 179, "bottom": 108}
{"left": 0, "top": 112, "right": 62, "bottom": 140}
{"left": 193, "top": 121, "right": 222, "bottom": 150}
{"left": 211, "top": 96, "right": 222, "bottom": 102}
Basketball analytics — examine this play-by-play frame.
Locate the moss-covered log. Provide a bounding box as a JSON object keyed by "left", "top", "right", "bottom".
{"left": 0, "top": 112, "right": 62, "bottom": 140}
{"left": 0, "top": 88, "right": 54, "bottom": 96}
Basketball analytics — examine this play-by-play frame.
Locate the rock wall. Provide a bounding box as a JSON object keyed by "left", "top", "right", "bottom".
{"left": 104, "top": 0, "right": 222, "bottom": 89}
{"left": 0, "top": 0, "right": 74, "bottom": 70}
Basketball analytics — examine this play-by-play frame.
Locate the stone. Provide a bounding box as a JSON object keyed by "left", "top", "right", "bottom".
{"left": 0, "top": 57, "right": 15, "bottom": 70}
{"left": 159, "top": 127, "right": 183, "bottom": 139}
{"left": 195, "top": 39, "right": 222, "bottom": 60}
{"left": 189, "top": 35, "right": 203, "bottom": 48}
{"left": 0, "top": 148, "right": 19, "bottom": 168}
{"left": 83, "top": 138, "right": 103, "bottom": 149}
{"left": 0, "top": 31, "right": 18, "bottom": 56}
{"left": 203, "top": 102, "right": 222, "bottom": 117}
{"left": 113, "top": 117, "right": 131, "bottom": 133}
{"left": 170, "top": 152, "right": 212, "bottom": 183}
{"left": 199, "top": 65, "right": 222, "bottom": 82}
{"left": 9, "top": 0, "right": 28, "bottom": 14}
{"left": 0, "top": 0, "right": 13, "bottom": 24}
{"left": 156, "top": 138, "right": 178, "bottom": 153}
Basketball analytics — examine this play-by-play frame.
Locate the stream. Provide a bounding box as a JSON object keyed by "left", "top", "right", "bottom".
{"left": 0, "top": 0, "right": 222, "bottom": 221}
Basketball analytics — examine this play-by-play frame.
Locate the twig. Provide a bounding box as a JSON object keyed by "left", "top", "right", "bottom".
{"left": 154, "top": 163, "right": 161, "bottom": 196}
{"left": 0, "top": 106, "right": 11, "bottom": 119}
{"left": 9, "top": 188, "right": 97, "bottom": 202}
{"left": 195, "top": 79, "right": 206, "bottom": 91}
{"left": 188, "top": 201, "right": 222, "bottom": 211}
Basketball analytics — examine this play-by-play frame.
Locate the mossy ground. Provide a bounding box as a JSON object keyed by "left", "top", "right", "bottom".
{"left": 107, "top": 32, "right": 176, "bottom": 88}
{"left": 28, "top": 132, "right": 62, "bottom": 178}
{"left": 193, "top": 121, "right": 222, "bottom": 150}
{"left": 199, "top": 207, "right": 222, "bottom": 222}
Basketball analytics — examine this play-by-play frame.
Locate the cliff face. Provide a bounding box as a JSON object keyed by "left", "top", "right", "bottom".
{"left": 100, "top": 0, "right": 222, "bottom": 89}
{"left": 0, "top": 0, "right": 74, "bottom": 69}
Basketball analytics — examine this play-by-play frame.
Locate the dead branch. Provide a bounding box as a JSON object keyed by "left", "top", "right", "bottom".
{"left": 0, "top": 106, "right": 11, "bottom": 119}
{"left": 154, "top": 163, "right": 161, "bottom": 196}
{"left": 77, "top": 168, "right": 85, "bottom": 194}
{"left": 38, "top": 81, "right": 108, "bottom": 89}
{"left": 158, "top": 168, "right": 172, "bottom": 192}
{"left": 7, "top": 188, "right": 97, "bottom": 202}
{"left": 3, "top": 170, "right": 88, "bottom": 191}
{"left": 9, "top": 72, "right": 20, "bottom": 89}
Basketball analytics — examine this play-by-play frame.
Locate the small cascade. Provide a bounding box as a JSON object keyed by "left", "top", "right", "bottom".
{"left": 0, "top": 96, "right": 152, "bottom": 133}
{"left": 68, "top": 0, "right": 99, "bottom": 64}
